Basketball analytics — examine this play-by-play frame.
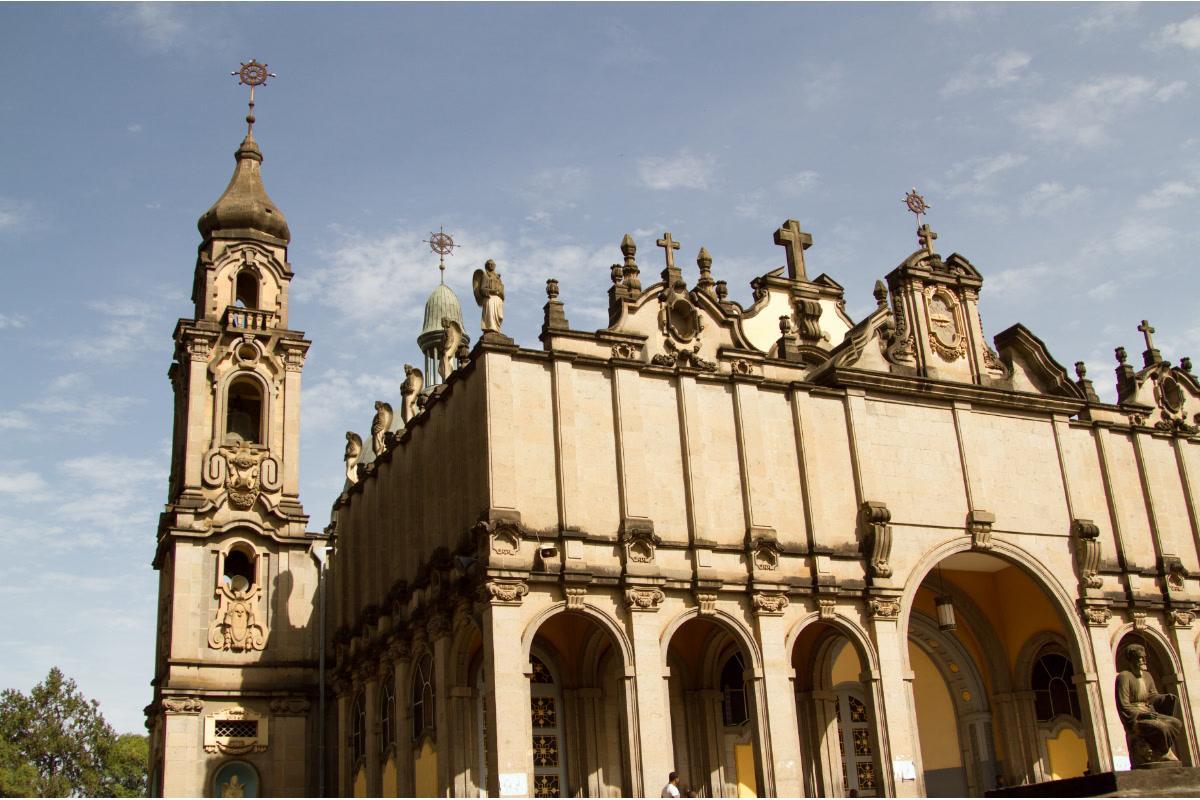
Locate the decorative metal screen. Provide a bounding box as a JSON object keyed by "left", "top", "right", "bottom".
{"left": 214, "top": 719, "right": 259, "bottom": 739}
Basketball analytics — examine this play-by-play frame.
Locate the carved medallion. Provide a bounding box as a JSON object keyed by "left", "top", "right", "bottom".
{"left": 925, "top": 288, "right": 965, "bottom": 361}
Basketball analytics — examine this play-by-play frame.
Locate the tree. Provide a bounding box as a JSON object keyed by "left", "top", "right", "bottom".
{"left": 0, "top": 668, "right": 147, "bottom": 797}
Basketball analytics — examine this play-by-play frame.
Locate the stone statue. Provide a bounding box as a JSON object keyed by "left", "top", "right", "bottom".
{"left": 472, "top": 259, "right": 505, "bottom": 334}
{"left": 1117, "top": 644, "right": 1184, "bottom": 766}
{"left": 441, "top": 317, "right": 466, "bottom": 381}
{"left": 400, "top": 365, "right": 423, "bottom": 423}
{"left": 371, "top": 401, "right": 393, "bottom": 457}
{"left": 344, "top": 432, "right": 362, "bottom": 485}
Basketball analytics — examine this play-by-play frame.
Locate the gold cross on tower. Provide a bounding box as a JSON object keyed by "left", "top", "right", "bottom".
{"left": 773, "top": 219, "right": 812, "bottom": 281}
{"left": 657, "top": 232, "right": 681, "bottom": 271}
{"left": 231, "top": 59, "right": 277, "bottom": 135}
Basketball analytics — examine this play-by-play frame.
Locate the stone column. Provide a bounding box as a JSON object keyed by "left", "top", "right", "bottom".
{"left": 482, "top": 591, "right": 533, "bottom": 797}
{"left": 429, "top": 612, "right": 453, "bottom": 796}
{"left": 754, "top": 609, "right": 802, "bottom": 796}
{"left": 183, "top": 347, "right": 211, "bottom": 488}
{"left": 281, "top": 349, "right": 303, "bottom": 499}
{"left": 362, "top": 669, "right": 381, "bottom": 796}
{"left": 449, "top": 685, "right": 475, "bottom": 796}
{"left": 334, "top": 679, "right": 352, "bottom": 798}
{"left": 1083, "top": 616, "right": 1125, "bottom": 771}
{"left": 868, "top": 609, "right": 922, "bottom": 797}
{"left": 1165, "top": 615, "right": 1200, "bottom": 765}
{"left": 627, "top": 594, "right": 672, "bottom": 795}
{"left": 391, "top": 646, "right": 414, "bottom": 798}
{"left": 576, "top": 687, "right": 607, "bottom": 796}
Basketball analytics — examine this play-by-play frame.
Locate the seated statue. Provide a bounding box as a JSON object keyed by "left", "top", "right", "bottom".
{"left": 1117, "top": 644, "right": 1185, "bottom": 767}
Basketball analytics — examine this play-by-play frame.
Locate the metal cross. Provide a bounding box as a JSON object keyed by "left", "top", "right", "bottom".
{"left": 231, "top": 60, "right": 277, "bottom": 135}
{"left": 1138, "top": 320, "right": 1157, "bottom": 352}
{"left": 423, "top": 226, "right": 459, "bottom": 283}
{"left": 773, "top": 219, "right": 812, "bottom": 281}
{"left": 657, "top": 232, "right": 680, "bottom": 270}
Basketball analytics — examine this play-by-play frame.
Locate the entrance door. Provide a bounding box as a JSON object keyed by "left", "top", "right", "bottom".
{"left": 530, "top": 656, "right": 567, "bottom": 798}
{"left": 835, "top": 689, "right": 879, "bottom": 796}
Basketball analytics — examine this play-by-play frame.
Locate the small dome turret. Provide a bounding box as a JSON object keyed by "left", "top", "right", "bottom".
{"left": 421, "top": 283, "right": 465, "bottom": 338}
{"left": 197, "top": 131, "right": 291, "bottom": 244}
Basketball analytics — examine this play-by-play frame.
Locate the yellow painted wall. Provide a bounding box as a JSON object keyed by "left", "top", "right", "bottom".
{"left": 830, "top": 640, "right": 862, "bottom": 686}
{"left": 381, "top": 754, "right": 397, "bottom": 797}
{"left": 910, "top": 643, "right": 961, "bottom": 771}
{"left": 352, "top": 766, "right": 366, "bottom": 798}
{"left": 734, "top": 742, "right": 758, "bottom": 798}
{"left": 414, "top": 740, "right": 438, "bottom": 797}
{"left": 1046, "top": 728, "right": 1088, "bottom": 780}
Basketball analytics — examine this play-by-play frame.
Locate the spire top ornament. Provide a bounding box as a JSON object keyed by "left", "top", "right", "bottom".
{"left": 904, "top": 188, "right": 937, "bottom": 256}
{"left": 231, "top": 59, "right": 276, "bottom": 136}
{"left": 424, "top": 226, "right": 459, "bottom": 284}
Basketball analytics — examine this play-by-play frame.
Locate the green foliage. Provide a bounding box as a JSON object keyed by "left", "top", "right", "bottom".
{"left": 0, "top": 668, "right": 147, "bottom": 798}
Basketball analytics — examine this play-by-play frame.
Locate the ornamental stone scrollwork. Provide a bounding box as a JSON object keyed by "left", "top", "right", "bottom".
{"left": 269, "top": 697, "right": 312, "bottom": 716}
{"left": 868, "top": 599, "right": 901, "bottom": 620}
{"left": 1162, "top": 556, "right": 1188, "bottom": 595}
{"left": 651, "top": 338, "right": 718, "bottom": 372}
{"left": 282, "top": 347, "right": 306, "bottom": 372}
{"left": 611, "top": 342, "right": 640, "bottom": 360}
{"left": 203, "top": 707, "right": 268, "bottom": 755}
{"left": 621, "top": 526, "right": 660, "bottom": 564}
{"left": 1133, "top": 611, "right": 1148, "bottom": 631}
{"left": 209, "top": 573, "right": 268, "bottom": 653}
{"left": 658, "top": 278, "right": 703, "bottom": 344}
{"left": 749, "top": 533, "right": 781, "bottom": 572}
{"left": 752, "top": 593, "right": 789, "bottom": 616}
{"left": 926, "top": 287, "right": 966, "bottom": 362}
{"left": 204, "top": 442, "right": 280, "bottom": 510}
{"left": 730, "top": 358, "right": 753, "bottom": 376}
{"left": 1083, "top": 605, "right": 1112, "bottom": 627}
{"left": 486, "top": 522, "right": 521, "bottom": 556}
{"left": 968, "top": 509, "right": 995, "bottom": 551}
{"left": 858, "top": 501, "right": 893, "bottom": 580}
{"left": 1150, "top": 362, "right": 1200, "bottom": 436}
{"left": 1171, "top": 609, "right": 1195, "bottom": 628}
{"left": 818, "top": 598, "right": 837, "bottom": 619}
{"left": 483, "top": 580, "right": 529, "bottom": 605}
{"left": 565, "top": 586, "right": 586, "bottom": 610}
{"left": 1072, "top": 518, "right": 1103, "bottom": 589}
{"left": 695, "top": 592, "right": 718, "bottom": 615}
{"left": 625, "top": 587, "right": 665, "bottom": 611}
{"left": 426, "top": 612, "right": 452, "bottom": 641}
{"left": 187, "top": 334, "right": 216, "bottom": 362}
{"left": 162, "top": 696, "right": 204, "bottom": 714}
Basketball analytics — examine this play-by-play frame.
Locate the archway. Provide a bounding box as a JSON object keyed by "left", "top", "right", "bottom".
{"left": 525, "top": 610, "right": 634, "bottom": 797}
{"left": 790, "top": 620, "right": 885, "bottom": 798}
{"left": 904, "top": 549, "right": 1102, "bottom": 794}
{"left": 665, "top": 615, "right": 765, "bottom": 798}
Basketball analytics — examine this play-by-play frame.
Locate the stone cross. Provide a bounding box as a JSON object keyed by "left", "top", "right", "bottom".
{"left": 1139, "top": 319, "right": 1162, "bottom": 367}
{"left": 657, "top": 232, "right": 680, "bottom": 271}
{"left": 773, "top": 219, "right": 812, "bottom": 281}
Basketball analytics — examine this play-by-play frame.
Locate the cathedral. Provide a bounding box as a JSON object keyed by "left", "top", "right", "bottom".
{"left": 149, "top": 71, "right": 1200, "bottom": 798}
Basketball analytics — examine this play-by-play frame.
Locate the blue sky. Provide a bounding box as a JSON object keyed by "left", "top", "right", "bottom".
{"left": 1, "top": 2, "right": 1199, "bottom": 733}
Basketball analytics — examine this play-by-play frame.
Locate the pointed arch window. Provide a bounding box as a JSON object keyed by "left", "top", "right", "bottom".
{"left": 380, "top": 677, "right": 396, "bottom": 755}
{"left": 411, "top": 652, "right": 435, "bottom": 741}
{"left": 350, "top": 691, "right": 366, "bottom": 767}
{"left": 720, "top": 651, "right": 749, "bottom": 727}
{"left": 226, "top": 377, "right": 263, "bottom": 444}
{"left": 1032, "top": 650, "right": 1081, "bottom": 722}
{"left": 235, "top": 270, "right": 260, "bottom": 309}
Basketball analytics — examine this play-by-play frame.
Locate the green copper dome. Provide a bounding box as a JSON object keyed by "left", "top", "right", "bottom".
{"left": 421, "top": 283, "right": 465, "bottom": 337}
{"left": 197, "top": 131, "right": 291, "bottom": 244}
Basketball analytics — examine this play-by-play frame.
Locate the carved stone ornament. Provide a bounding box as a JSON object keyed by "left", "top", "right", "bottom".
{"left": 818, "top": 598, "right": 837, "bottom": 620}
{"left": 658, "top": 279, "right": 703, "bottom": 344}
{"left": 401, "top": 364, "right": 424, "bottom": 423}
{"left": 1072, "top": 518, "right": 1103, "bottom": 589}
{"left": 490, "top": 524, "right": 521, "bottom": 556}
{"left": 869, "top": 599, "right": 901, "bottom": 620}
{"left": 1163, "top": 556, "right": 1188, "bottom": 594}
{"left": 565, "top": 586, "right": 586, "bottom": 610}
{"left": 269, "top": 697, "right": 312, "bottom": 716}
{"left": 187, "top": 335, "right": 215, "bottom": 362}
{"left": 484, "top": 580, "right": 529, "bottom": 605}
{"left": 751, "top": 537, "right": 781, "bottom": 572}
{"left": 621, "top": 527, "right": 660, "bottom": 564}
{"left": 695, "top": 592, "right": 718, "bottom": 615}
{"left": 611, "top": 342, "right": 640, "bottom": 360}
{"left": 968, "top": 509, "right": 995, "bottom": 551}
{"left": 859, "top": 501, "right": 893, "bottom": 579}
{"left": 752, "top": 593, "right": 789, "bottom": 616}
{"left": 652, "top": 338, "right": 718, "bottom": 372}
{"left": 925, "top": 287, "right": 966, "bottom": 362}
{"left": 1133, "top": 611, "right": 1148, "bottom": 630}
{"left": 203, "top": 707, "right": 268, "bottom": 755}
{"left": 730, "top": 358, "right": 753, "bottom": 376}
{"left": 1083, "top": 605, "right": 1112, "bottom": 627}
{"left": 208, "top": 575, "right": 268, "bottom": 653}
{"left": 1150, "top": 366, "right": 1200, "bottom": 436}
{"left": 1171, "top": 609, "right": 1195, "bottom": 628}
{"left": 162, "top": 696, "right": 204, "bottom": 714}
{"left": 204, "top": 442, "right": 279, "bottom": 510}
{"left": 625, "top": 587, "right": 665, "bottom": 611}
{"left": 283, "top": 347, "right": 306, "bottom": 372}
{"left": 426, "top": 612, "right": 452, "bottom": 641}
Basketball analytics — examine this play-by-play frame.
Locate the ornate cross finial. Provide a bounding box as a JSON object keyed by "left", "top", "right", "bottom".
{"left": 773, "top": 219, "right": 812, "bottom": 281}
{"left": 1138, "top": 319, "right": 1163, "bottom": 367}
{"left": 424, "top": 226, "right": 459, "bottom": 284}
{"left": 231, "top": 60, "right": 276, "bottom": 135}
{"left": 904, "top": 188, "right": 937, "bottom": 256}
{"left": 657, "top": 232, "right": 681, "bottom": 270}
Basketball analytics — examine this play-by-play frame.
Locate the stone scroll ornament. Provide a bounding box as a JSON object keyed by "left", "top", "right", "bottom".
{"left": 371, "top": 401, "right": 393, "bottom": 457}
{"left": 209, "top": 575, "right": 268, "bottom": 652}
{"left": 205, "top": 442, "right": 279, "bottom": 510}
{"left": 473, "top": 259, "right": 505, "bottom": 334}
{"left": 400, "top": 365, "right": 423, "bottom": 423}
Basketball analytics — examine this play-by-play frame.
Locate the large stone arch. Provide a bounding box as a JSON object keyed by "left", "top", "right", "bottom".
{"left": 521, "top": 601, "right": 635, "bottom": 674}
{"left": 658, "top": 607, "right": 764, "bottom": 676}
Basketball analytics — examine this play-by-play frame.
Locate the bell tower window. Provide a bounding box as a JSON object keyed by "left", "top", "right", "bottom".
{"left": 226, "top": 378, "right": 263, "bottom": 444}
{"left": 223, "top": 547, "right": 255, "bottom": 592}
{"left": 235, "top": 270, "right": 259, "bottom": 309}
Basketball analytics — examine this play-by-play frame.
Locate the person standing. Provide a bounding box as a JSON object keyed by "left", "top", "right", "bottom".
{"left": 661, "top": 771, "right": 681, "bottom": 798}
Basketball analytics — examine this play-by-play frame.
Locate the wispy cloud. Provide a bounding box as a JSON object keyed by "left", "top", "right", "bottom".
{"left": 927, "top": 2, "right": 1004, "bottom": 24}
{"left": 1077, "top": 4, "right": 1139, "bottom": 39}
{"left": 941, "top": 50, "right": 1033, "bottom": 96}
{"left": 1017, "top": 75, "right": 1172, "bottom": 147}
{"left": 1155, "top": 80, "right": 1188, "bottom": 102}
{"left": 1021, "top": 182, "right": 1090, "bottom": 216}
{"left": 1154, "top": 14, "right": 1200, "bottom": 49}
{"left": 1136, "top": 180, "right": 1197, "bottom": 210}
{"left": 29, "top": 373, "right": 144, "bottom": 432}
{"left": 636, "top": 150, "right": 716, "bottom": 191}
{"left": 0, "top": 411, "right": 33, "bottom": 430}
{"left": 0, "top": 312, "right": 27, "bottom": 329}
{"left": 946, "top": 153, "right": 1028, "bottom": 195}
{"left": 982, "top": 262, "right": 1055, "bottom": 298}
{"left": 777, "top": 170, "right": 820, "bottom": 196}
{"left": 111, "top": 3, "right": 185, "bottom": 53}
{"left": 0, "top": 198, "right": 34, "bottom": 233}
{"left": 126, "top": 123, "right": 144, "bottom": 134}
{"left": 62, "top": 296, "right": 173, "bottom": 365}
{"left": 0, "top": 469, "right": 50, "bottom": 499}
{"left": 518, "top": 165, "right": 590, "bottom": 224}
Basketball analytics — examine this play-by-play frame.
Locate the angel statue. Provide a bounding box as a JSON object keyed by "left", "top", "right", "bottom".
{"left": 441, "top": 317, "right": 467, "bottom": 382}
{"left": 343, "top": 432, "right": 362, "bottom": 485}
{"left": 371, "top": 401, "right": 393, "bottom": 457}
{"left": 400, "top": 364, "right": 424, "bottom": 423}
{"left": 472, "top": 259, "right": 505, "bottom": 334}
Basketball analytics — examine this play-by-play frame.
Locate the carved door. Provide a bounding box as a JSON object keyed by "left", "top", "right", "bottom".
{"left": 835, "top": 690, "right": 878, "bottom": 797}
{"left": 530, "top": 656, "right": 567, "bottom": 798}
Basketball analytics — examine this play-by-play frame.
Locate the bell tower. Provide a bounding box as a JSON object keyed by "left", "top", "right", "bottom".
{"left": 148, "top": 62, "right": 326, "bottom": 798}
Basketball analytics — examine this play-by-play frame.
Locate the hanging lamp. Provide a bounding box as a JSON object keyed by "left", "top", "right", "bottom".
{"left": 936, "top": 564, "right": 957, "bottom": 632}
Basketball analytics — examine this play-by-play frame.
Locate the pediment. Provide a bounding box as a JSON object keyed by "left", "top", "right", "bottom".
{"left": 994, "top": 324, "right": 1083, "bottom": 399}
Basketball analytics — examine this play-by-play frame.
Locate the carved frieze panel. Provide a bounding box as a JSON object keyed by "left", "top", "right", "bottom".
{"left": 621, "top": 526, "right": 660, "bottom": 564}
{"left": 1082, "top": 605, "right": 1111, "bottom": 627}
{"left": 489, "top": 523, "right": 521, "bottom": 556}
{"left": 162, "top": 696, "right": 204, "bottom": 715}
{"left": 269, "top": 697, "right": 311, "bottom": 716}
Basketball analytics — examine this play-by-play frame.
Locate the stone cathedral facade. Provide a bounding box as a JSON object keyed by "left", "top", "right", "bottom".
{"left": 151, "top": 114, "right": 1200, "bottom": 798}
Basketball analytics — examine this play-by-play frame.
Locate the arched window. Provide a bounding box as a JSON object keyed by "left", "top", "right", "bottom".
{"left": 1033, "top": 650, "right": 1081, "bottom": 722}
{"left": 222, "top": 546, "right": 255, "bottom": 592}
{"left": 235, "top": 270, "right": 259, "bottom": 309}
{"left": 411, "top": 652, "right": 435, "bottom": 740}
{"left": 226, "top": 378, "right": 263, "bottom": 444}
{"left": 721, "top": 651, "right": 748, "bottom": 727}
{"left": 350, "top": 692, "right": 366, "bottom": 767}
{"left": 380, "top": 678, "right": 395, "bottom": 755}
